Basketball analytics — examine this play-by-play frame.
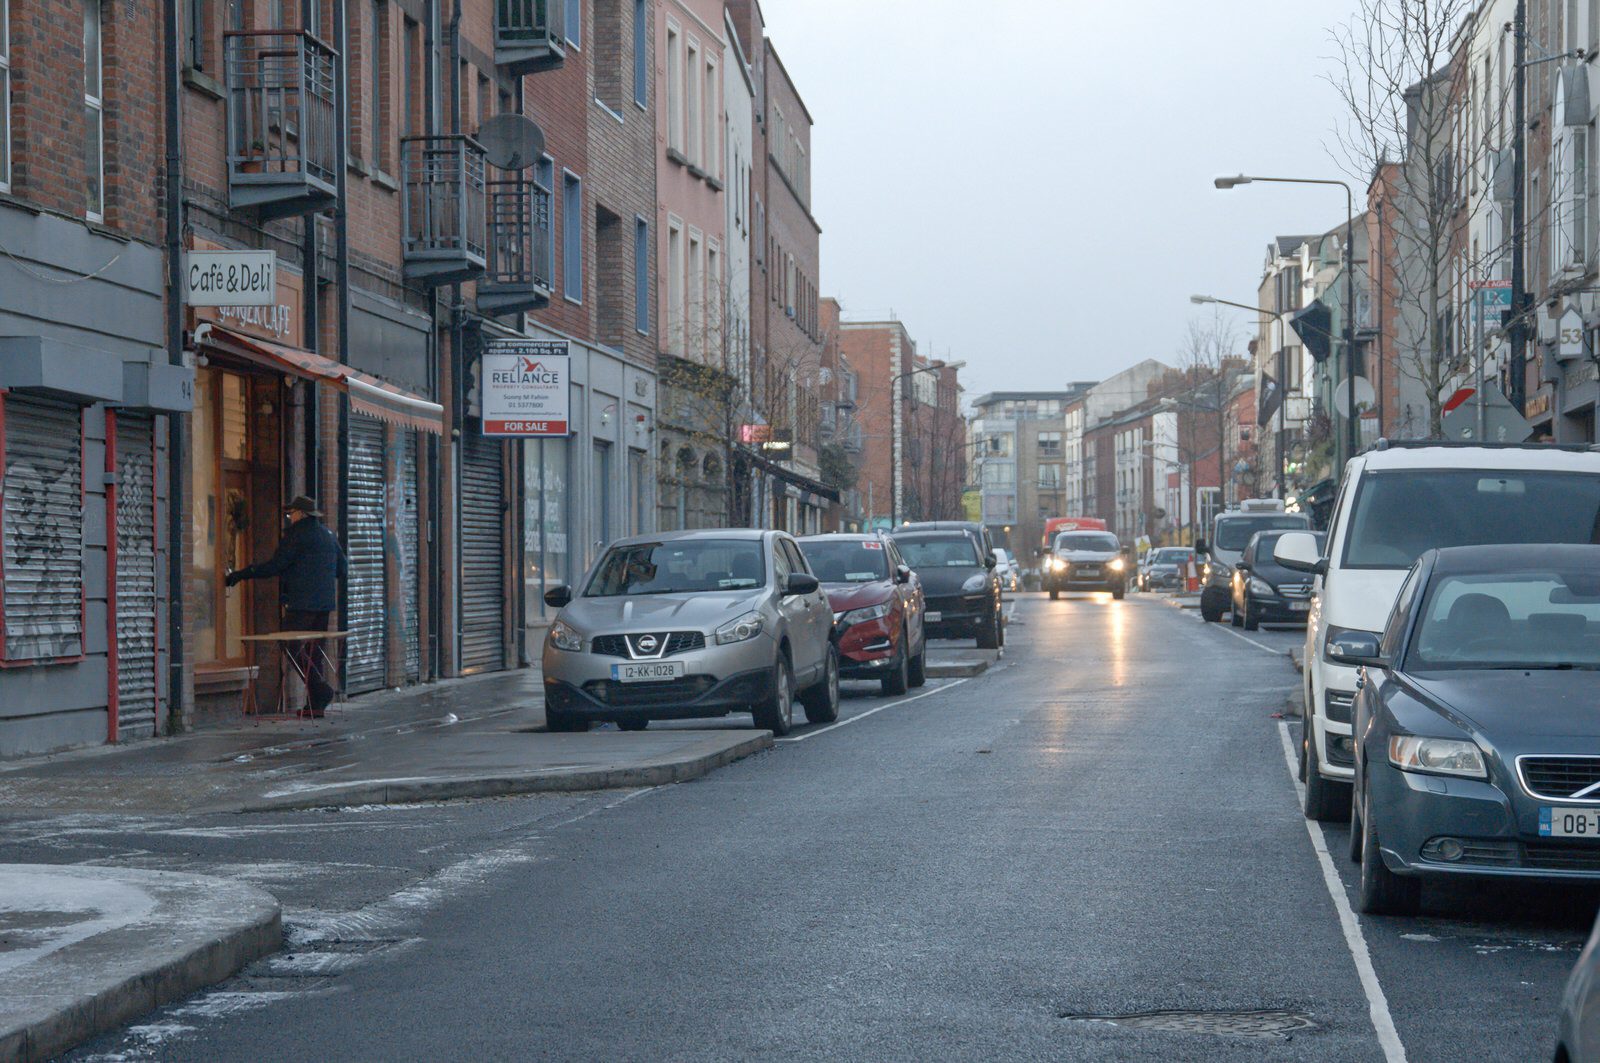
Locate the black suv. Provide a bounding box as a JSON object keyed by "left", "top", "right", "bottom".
{"left": 890, "top": 521, "right": 1005, "bottom": 649}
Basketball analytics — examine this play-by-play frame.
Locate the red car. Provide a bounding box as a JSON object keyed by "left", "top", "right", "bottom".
{"left": 797, "top": 533, "right": 928, "bottom": 695}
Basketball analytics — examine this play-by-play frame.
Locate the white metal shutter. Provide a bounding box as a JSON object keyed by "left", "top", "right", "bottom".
{"left": 114, "top": 412, "right": 158, "bottom": 739}
{"left": 460, "top": 432, "right": 504, "bottom": 673}
{"left": 345, "top": 415, "right": 387, "bottom": 693}
{"left": 399, "top": 431, "right": 422, "bottom": 682}
{"left": 2, "top": 396, "right": 84, "bottom": 661}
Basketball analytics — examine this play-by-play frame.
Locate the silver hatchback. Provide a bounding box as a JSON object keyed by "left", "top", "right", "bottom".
{"left": 540, "top": 529, "right": 839, "bottom": 736}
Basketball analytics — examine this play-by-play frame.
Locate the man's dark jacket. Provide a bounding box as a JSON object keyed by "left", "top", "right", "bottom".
{"left": 237, "top": 517, "right": 347, "bottom": 612}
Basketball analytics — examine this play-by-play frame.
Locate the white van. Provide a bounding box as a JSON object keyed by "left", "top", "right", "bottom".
{"left": 1274, "top": 442, "right": 1600, "bottom": 822}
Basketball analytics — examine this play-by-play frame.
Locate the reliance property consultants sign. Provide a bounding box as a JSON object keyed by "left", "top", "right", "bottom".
{"left": 482, "top": 339, "right": 571, "bottom": 436}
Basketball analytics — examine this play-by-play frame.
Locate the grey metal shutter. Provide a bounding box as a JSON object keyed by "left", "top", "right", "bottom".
{"left": 345, "top": 415, "right": 387, "bottom": 693}
{"left": 398, "top": 431, "right": 421, "bottom": 682}
{"left": 114, "top": 412, "right": 158, "bottom": 739}
{"left": 460, "top": 432, "right": 505, "bottom": 673}
{"left": 2, "top": 396, "right": 84, "bottom": 661}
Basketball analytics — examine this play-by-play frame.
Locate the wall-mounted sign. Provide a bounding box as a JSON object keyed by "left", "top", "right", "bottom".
{"left": 482, "top": 338, "right": 570, "bottom": 436}
{"left": 184, "top": 249, "right": 277, "bottom": 307}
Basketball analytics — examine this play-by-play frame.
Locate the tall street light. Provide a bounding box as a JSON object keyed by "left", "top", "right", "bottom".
{"left": 1191, "top": 293, "right": 1290, "bottom": 498}
{"left": 891, "top": 359, "right": 966, "bottom": 525}
{"left": 1214, "top": 174, "right": 1359, "bottom": 477}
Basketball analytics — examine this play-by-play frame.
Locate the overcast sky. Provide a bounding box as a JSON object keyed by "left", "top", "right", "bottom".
{"left": 762, "top": 0, "right": 1365, "bottom": 402}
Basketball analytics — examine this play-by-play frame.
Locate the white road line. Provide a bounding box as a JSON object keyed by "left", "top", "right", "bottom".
{"left": 1216, "top": 624, "right": 1287, "bottom": 656}
{"left": 1276, "top": 721, "right": 1408, "bottom": 1063}
{"left": 776, "top": 678, "right": 972, "bottom": 744}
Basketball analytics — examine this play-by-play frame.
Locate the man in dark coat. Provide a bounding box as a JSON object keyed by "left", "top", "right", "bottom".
{"left": 227, "top": 495, "right": 347, "bottom": 716}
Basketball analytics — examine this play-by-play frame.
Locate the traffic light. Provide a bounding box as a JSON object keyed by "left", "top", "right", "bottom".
{"left": 1290, "top": 299, "right": 1334, "bottom": 363}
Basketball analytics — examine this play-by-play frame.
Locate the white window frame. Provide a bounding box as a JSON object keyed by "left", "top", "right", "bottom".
{"left": 0, "top": 0, "right": 11, "bottom": 192}
{"left": 687, "top": 227, "right": 704, "bottom": 360}
{"left": 706, "top": 239, "right": 721, "bottom": 359}
{"left": 666, "top": 215, "right": 685, "bottom": 356}
{"left": 685, "top": 37, "right": 701, "bottom": 169}
{"left": 84, "top": 0, "right": 105, "bottom": 221}
{"left": 665, "top": 20, "right": 682, "bottom": 154}
{"left": 703, "top": 55, "right": 718, "bottom": 181}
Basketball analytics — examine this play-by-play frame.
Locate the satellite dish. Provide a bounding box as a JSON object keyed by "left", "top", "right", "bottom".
{"left": 1332, "top": 375, "right": 1376, "bottom": 419}
{"left": 477, "top": 114, "right": 545, "bottom": 171}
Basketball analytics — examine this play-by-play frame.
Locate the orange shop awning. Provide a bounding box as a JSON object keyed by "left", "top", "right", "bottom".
{"left": 198, "top": 325, "right": 444, "bottom": 435}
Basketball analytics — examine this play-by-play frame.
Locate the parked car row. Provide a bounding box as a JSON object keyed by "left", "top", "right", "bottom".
{"left": 537, "top": 520, "right": 1008, "bottom": 736}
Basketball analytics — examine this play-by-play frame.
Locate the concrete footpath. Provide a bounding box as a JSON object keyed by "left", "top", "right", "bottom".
{"left": 0, "top": 864, "right": 280, "bottom": 1062}
{"left": 0, "top": 668, "right": 771, "bottom": 817}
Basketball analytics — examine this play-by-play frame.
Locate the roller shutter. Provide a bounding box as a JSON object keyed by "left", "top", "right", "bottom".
{"left": 459, "top": 432, "right": 505, "bottom": 673}
{"left": 1, "top": 396, "right": 84, "bottom": 662}
{"left": 345, "top": 415, "right": 387, "bottom": 694}
{"left": 398, "top": 432, "right": 422, "bottom": 682}
{"left": 114, "top": 412, "right": 158, "bottom": 739}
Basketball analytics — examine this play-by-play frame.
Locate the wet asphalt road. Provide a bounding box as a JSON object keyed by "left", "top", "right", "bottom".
{"left": 14, "top": 592, "right": 1598, "bottom": 1061}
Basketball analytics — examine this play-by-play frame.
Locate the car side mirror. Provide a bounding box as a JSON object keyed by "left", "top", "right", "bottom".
{"left": 984, "top": 552, "right": 998, "bottom": 570}
{"left": 1194, "top": 538, "right": 1208, "bottom": 555}
{"left": 895, "top": 565, "right": 912, "bottom": 585}
{"left": 1327, "top": 630, "right": 1385, "bottom": 667}
{"left": 1273, "top": 531, "right": 1324, "bottom": 574}
{"left": 785, "top": 572, "right": 820, "bottom": 596}
{"left": 544, "top": 584, "right": 573, "bottom": 609}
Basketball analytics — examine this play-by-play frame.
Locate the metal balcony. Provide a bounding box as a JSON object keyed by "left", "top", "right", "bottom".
{"left": 225, "top": 31, "right": 339, "bottom": 218}
{"left": 477, "top": 176, "right": 553, "bottom": 315}
{"left": 496, "top": 0, "right": 565, "bottom": 74}
{"left": 401, "top": 135, "right": 488, "bottom": 285}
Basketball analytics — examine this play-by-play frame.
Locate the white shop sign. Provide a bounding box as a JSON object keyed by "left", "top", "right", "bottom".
{"left": 482, "top": 339, "right": 571, "bottom": 436}
{"left": 183, "top": 250, "right": 277, "bottom": 307}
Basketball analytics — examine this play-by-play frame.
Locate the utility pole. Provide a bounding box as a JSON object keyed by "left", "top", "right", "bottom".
{"left": 1510, "top": 0, "right": 1529, "bottom": 412}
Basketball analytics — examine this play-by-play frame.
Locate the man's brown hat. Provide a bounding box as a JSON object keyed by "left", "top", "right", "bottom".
{"left": 285, "top": 495, "right": 322, "bottom": 517}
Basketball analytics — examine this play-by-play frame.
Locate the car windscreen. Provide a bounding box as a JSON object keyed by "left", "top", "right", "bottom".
{"left": 1215, "top": 516, "right": 1306, "bottom": 551}
{"left": 1056, "top": 533, "right": 1119, "bottom": 552}
{"left": 1151, "top": 549, "right": 1190, "bottom": 565}
{"left": 1343, "top": 470, "right": 1600, "bottom": 570}
{"left": 1251, "top": 531, "right": 1325, "bottom": 562}
{"left": 585, "top": 540, "right": 766, "bottom": 596}
{"left": 799, "top": 540, "right": 890, "bottom": 583}
{"left": 1410, "top": 570, "right": 1600, "bottom": 670}
{"left": 894, "top": 534, "right": 981, "bottom": 568}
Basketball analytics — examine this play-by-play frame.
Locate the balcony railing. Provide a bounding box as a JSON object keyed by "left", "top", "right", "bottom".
{"left": 495, "top": 0, "right": 565, "bottom": 74}
{"left": 225, "top": 30, "right": 339, "bottom": 218}
{"left": 401, "top": 135, "right": 487, "bottom": 285}
{"left": 478, "top": 175, "right": 553, "bottom": 315}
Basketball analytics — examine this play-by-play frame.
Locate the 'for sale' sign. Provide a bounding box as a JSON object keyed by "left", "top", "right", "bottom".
{"left": 482, "top": 339, "right": 570, "bottom": 436}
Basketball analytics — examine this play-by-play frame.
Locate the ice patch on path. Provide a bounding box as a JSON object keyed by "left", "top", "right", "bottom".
{"left": 0, "top": 869, "right": 159, "bottom": 977}
{"left": 1401, "top": 933, "right": 1439, "bottom": 942}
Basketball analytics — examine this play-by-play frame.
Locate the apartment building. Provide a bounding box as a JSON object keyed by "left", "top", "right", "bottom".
{"left": 968, "top": 390, "right": 1084, "bottom": 556}
{"left": 0, "top": 0, "right": 188, "bottom": 753}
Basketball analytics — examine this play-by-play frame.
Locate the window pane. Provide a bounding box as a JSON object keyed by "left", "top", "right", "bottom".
{"left": 632, "top": 0, "right": 646, "bottom": 107}
{"left": 83, "top": 0, "right": 100, "bottom": 97}
{"left": 563, "top": 174, "right": 582, "bottom": 299}
{"left": 564, "top": 0, "right": 579, "bottom": 46}
{"left": 1, "top": 67, "right": 10, "bottom": 188}
{"left": 634, "top": 217, "right": 649, "bottom": 334}
{"left": 84, "top": 102, "right": 103, "bottom": 216}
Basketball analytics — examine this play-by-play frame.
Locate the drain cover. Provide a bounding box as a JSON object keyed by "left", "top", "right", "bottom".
{"left": 1063, "top": 1009, "right": 1316, "bottom": 1039}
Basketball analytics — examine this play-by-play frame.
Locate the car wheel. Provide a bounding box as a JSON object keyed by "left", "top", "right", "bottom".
{"left": 545, "top": 707, "right": 590, "bottom": 733}
{"left": 881, "top": 637, "right": 910, "bottom": 695}
{"left": 618, "top": 718, "right": 649, "bottom": 732}
{"left": 907, "top": 638, "right": 927, "bottom": 688}
{"left": 753, "top": 656, "right": 795, "bottom": 736}
{"left": 1112, "top": 583, "right": 1125, "bottom": 601}
{"left": 976, "top": 609, "right": 1000, "bottom": 649}
{"left": 1349, "top": 781, "right": 1364, "bottom": 864}
{"left": 1230, "top": 601, "right": 1244, "bottom": 627}
{"left": 1303, "top": 714, "right": 1353, "bottom": 823}
{"left": 1199, "top": 587, "right": 1225, "bottom": 622}
{"left": 1049, "top": 586, "right": 1060, "bottom": 600}
{"left": 800, "top": 645, "right": 841, "bottom": 724}
{"left": 1297, "top": 712, "right": 1309, "bottom": 783}
{"left": 1358, "top": 790, "right": 1422, "bottom": 916}
{"left": 1243, "top": 600, "right": 1260, "bottom": 632}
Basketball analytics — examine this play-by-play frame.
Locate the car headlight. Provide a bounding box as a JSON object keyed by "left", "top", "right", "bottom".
{"left": 1109, "top": 557, "right": 1126, "bottom": 572}
{"left": 961, "top": 573, "right": 989, "bottom": 593}
{"left": 1248, "top": 576, "right": 1275, "bottom": 596}
{"left": 839, "top": 603, "right": 892, "bottom": 626}
{"left": 1387, "top": 735, "right": 1487, "bottom": 779}
{"left": 1324, "top": 624, "right": 1380, "bottom": 664}
{"left": 547, "top": 619, "right": 583, "bottom": 652}
{"left": 714, "top": 611, "right": 765, "bottom": 645}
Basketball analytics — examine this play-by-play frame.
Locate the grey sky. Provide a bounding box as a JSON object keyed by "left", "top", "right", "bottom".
{"left": 763, "top": 0, "right": 1365, "bottom": 401}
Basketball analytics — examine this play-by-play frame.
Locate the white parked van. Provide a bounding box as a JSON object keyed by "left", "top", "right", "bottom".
{"left": 1274, "top": 442, "right": 1600, "bottom": 822}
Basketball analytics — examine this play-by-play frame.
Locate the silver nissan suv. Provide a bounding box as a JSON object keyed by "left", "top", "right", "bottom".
{"left": 541, "top": 529, "right": 839, "bottom": 736}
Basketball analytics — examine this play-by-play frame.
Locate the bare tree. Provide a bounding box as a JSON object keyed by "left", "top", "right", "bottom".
{"left": 1169, "top": 311, "right": 1246, "bottom": 534}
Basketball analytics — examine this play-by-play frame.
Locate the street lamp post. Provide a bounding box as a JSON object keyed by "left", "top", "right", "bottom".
{"left": 890, "top": 359, "right": 966, "bottom": 525}
{"left": 1215, "top": 174, "right": 1359, "bottom": 477}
